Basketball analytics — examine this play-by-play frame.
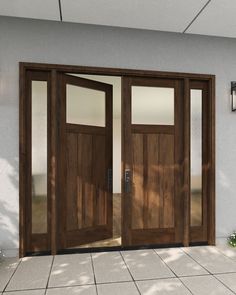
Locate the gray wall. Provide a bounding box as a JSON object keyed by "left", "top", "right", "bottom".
{"left": 1, "top": 16, "right": 236, "bottom": 255}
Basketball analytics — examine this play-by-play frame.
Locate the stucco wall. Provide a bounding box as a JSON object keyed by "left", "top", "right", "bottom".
{"left": 1, "top": 16, "right": 236, "bottom": 256}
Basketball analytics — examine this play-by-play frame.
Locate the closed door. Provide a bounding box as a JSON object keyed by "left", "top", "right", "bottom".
{"left": 122, "top": 77, "right": 185, "bottom": 246}
{"left": 58, "top": 74, "right": 113, "bottom": 249}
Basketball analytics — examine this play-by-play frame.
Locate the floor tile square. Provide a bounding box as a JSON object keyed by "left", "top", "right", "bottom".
{"left": 3, "top": 290, "right": 45, "bottom": 295}
{"left": 182, "top": 246, "right": 236, "bottom": 274}
{"left": 216, "top": 245, "right": 236, "bottom": 260}
{"left": 97, "top": 282, "right": 139, "bottom": 295}
{"left": 6, "top": 256, "right": 53, "bottom": 291}
{"left": 0, "top": 258, "right": 19, "bottom": 291}
{"left": 181, "top": 275, "right": 234, "bottom": 295}
{"left": 92, "top": 252, "right": 132, "bottom": 283}
{"left": 155, "top": 248, "right": 209, "bottom": 277}
{"left": 136, "top": 278, "right": 191, "bottom": 295}
{"left": 215, "top": 273, "right": 236, "bottom": 293}
{"left": 122, "top": 249, "right": 174, "bottom": 280}
{"left": 46, "top": 285, "right": 97, "bottom": 295}
{"left": 48, "top": 254, "right": 94, "bottom": 287}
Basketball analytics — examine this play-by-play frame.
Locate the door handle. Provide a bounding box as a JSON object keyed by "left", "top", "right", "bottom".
{"left": 125, "top": 169, "right": 132, "bottom": 193}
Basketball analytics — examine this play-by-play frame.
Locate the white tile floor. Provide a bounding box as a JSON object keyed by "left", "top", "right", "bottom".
{"left": 1, "top": 246, "right": 236, "bottom": 294}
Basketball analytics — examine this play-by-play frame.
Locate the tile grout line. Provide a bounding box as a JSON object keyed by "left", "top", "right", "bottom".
{"left": 152, "top": 249, "right": 177, "bottom": 278}
{"left": 44, "top": 255, "right": 55, "bottom": 295}
{"left": 215, "top": 246, "right": 236, "bottom": 262}
{"left": 90, "top": 253, "right": 98, "bottom": 295}
{"left": 212, "top": 274, "right": 236, "bottom": 295}
{"left": 2, "top": 258, "right": 22, "bottom": 293}
{"left": 182, "top": 0, "right": 212, "bottom": 33}
{"left": 181, "top": 248, "right": 236, "bottom": 294}
{"left": 152, "top": 249, "right": 194, "bottom": 295}
{"left": 119, "top": 251, "right": 141, "bottom": 295}
{"left": 6, "top": 272, "right": 236, "bottom": 293}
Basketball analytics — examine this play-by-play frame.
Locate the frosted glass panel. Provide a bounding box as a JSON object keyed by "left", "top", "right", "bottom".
{"left": 66, "top": 84, "right": 105, "bottom": 126}
{"left": 132, "top": 86, "right": 174, "bottom": 125}
{"left": 190, "top": 89, "right": 202, "bottom": 226}
{"left": 31, "top": 81, "right": 47, "bottom": 234}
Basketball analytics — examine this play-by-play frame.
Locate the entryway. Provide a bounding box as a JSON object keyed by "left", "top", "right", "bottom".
{"left": 19, "top": 63, "right": 215, "bottom": 257}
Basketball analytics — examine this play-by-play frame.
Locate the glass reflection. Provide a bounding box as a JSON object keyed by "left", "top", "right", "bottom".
{"left": 190, "top": 89, "right": 202, "bottom": 226}
{"left": 31, "top": 81, "right": 47, "bottom": 234}
{"left": 66, "top": 84, "right": 105, "bottom": 126}
{"left": 131, "top": 86, "right": 174, "bottom": 125}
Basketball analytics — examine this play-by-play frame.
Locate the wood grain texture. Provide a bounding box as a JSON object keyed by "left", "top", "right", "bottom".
{"left": 66, "top": 133, "right": 78, "bottom": 231}
{"left": 132, "top": 133, "right": 144, "bottom": 229}
{"left": 58, "top": 74, "right": 113, "bottom": 248}
{"left": 146, "top": 134, "right": 160, "bottom": 229}
{"left": 159, "top": 134, "right": 175, "bottom": 228}
{"left": 122, "top": 76, "right": 184, "bottom": 247}
{"left": 20, "top": 63, "right": 215, "bottom": 256}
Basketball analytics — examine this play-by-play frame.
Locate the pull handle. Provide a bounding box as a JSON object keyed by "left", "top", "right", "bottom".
{"left": 107, "top": 168, "right": 112, "bottom": 193}
{"left": 125, "top": 169, "right": 131, "bottom": 193}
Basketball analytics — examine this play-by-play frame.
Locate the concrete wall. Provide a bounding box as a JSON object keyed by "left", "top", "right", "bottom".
{"left": 1, "top": 16, "right": 236, "bottom": 256}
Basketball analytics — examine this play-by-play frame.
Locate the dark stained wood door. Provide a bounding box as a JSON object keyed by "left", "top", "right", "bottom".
{"left": 58, "top": 74, "right": 113, "bottom": 249}
{"left": 122, "top": 77, "right": 185, "bottom": 246}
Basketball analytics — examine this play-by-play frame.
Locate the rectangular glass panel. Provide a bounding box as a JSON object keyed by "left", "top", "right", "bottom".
{"left": 66, "top": 84, "right": 105, "bottom": 126}
{"left": 132, "top": 86, "right": 174, "bottom": 125}
{"left": 31, "top": 81, "right": 48, "bottom": 234}
{"left": 190, "top": 89, "right": 202, "bottom": 226}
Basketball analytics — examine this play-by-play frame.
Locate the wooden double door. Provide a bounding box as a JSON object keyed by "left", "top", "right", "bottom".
{"left": 20, "top": 64, "right": 215, "bottom": 256}
{"left": 58, "top": 75, "right": 185, "bottom": 249}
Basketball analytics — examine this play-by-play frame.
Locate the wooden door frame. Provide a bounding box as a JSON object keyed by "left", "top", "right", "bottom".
{"left": 19, "top": 62, "right": 215, "bottom": 257}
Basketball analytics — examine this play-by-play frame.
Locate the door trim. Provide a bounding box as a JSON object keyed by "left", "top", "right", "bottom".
{"left": 19, "top": 62, "right": 215, "bottom": 257}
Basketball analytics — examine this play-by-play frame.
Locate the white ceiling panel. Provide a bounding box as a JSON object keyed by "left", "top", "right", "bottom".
{"left": 186, "top": 0, "right": 236, "bottom": 38}
{"left": 61, "top": 0, "right": 208, "bottom": 33}
{"left": 0, "top": 0, "right": 60, "bottom": 21}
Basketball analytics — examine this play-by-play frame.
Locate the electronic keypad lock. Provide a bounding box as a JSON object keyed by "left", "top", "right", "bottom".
{"left": 125, "top": 169, "right": 131, "bottom": 193}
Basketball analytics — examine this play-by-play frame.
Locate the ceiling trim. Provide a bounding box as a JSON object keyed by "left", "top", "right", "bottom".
{"left": 58, "top": 0, "right": 63, "bottom": 21}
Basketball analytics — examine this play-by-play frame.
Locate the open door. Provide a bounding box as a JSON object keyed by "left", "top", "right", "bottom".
{"left": 57, "top": 74, "right": 113, "bottom": 249}
{"left": 122, "top": 77, "right": 185, "bottom": 246}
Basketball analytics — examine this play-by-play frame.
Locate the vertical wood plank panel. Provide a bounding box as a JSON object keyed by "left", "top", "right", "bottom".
{"left": 132, "top": 133, "right": 144, "bottom": 229}
{"left": 160, "top": 134, "right": 175, "bottom": 228}
{"left": 146, "top": 134, "right": 160, "bottom": 229}
{"left": 78, "top": 134, "right": 93, "bottom": 228}
{"left": 66, "top": 133, "right": 78, "bottom": 231}
{"left": 93, "top": 134, "right": 106, "bottom": 225}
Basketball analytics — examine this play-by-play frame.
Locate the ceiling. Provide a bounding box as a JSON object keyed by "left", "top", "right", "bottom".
{"left": 0, "top": 0, "right": 235, "bottom": 38}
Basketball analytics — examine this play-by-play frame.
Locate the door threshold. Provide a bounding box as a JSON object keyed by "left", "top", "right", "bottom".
{"left": 26, "top": 243, "right": 186, "bottom": 256}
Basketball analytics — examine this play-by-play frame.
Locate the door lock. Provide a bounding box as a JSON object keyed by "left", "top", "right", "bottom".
{"left": 125, "top": 169, "right": 132, "bottom": 193}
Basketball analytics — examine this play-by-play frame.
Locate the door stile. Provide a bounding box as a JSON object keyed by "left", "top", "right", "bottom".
{"left": 174, "top": 79, "right": 185, "bottom": 244}
{"left": 105, "top": 86, "right": 113, "bottom": 231}
{"left": 57, "top": 72, "right": 67, "bottom": 249}
{"left": 121, "top": 77, "right": 132, "bottom": 246}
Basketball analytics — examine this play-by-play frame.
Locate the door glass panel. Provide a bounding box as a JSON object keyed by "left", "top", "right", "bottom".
{"left": 66, "top": 84, "right": 105, "bottom": 126}
{"left": 131, "top": 86, "right": 174, "bottom": 125}
{"left": 31, "top": 81, "right": 48, "bottom": 234}
{"left": 190, "top": 89, "right": 202, "bottom": 226}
